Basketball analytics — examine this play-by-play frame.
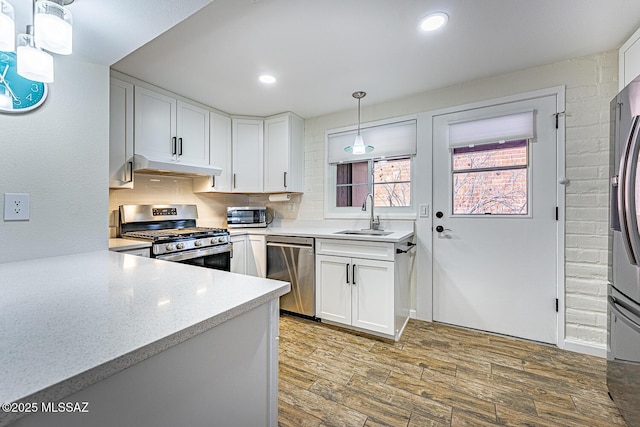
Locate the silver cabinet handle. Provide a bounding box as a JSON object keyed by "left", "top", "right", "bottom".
{"left": 346, "top": 263, "right": 350, "bottom": 284}
{"left": 284, "top": 171, "right": 288, "bottom": 188}
{"left": 178, "top": 137, "right": 183, "bottom": 156}
{"left": 172, "top": 137, "right": 177, "bottom": 155}
{"left": 233, "top": 173, "right": 237, "bottom": 189}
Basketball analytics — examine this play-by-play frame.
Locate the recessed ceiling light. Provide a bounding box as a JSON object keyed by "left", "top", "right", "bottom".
{"left": 419, "top": 12, "right": 448, "bottom": 32}
{"left": 259, "top": 74, "right": 276, "bottom": 84}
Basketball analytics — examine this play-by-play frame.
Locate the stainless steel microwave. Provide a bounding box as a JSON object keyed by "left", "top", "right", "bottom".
{"left": 226, "top": 207, "right": 267, "bottom": 228}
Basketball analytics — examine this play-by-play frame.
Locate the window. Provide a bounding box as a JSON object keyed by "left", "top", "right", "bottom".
{"left": 327, "top": 117, "right": 416, "bottom": 217}
{"left": 336, "top": 157, "right": 411, "bottom": 208}
{"left": 452, "top": 139, "right": 528, "bottom": 215}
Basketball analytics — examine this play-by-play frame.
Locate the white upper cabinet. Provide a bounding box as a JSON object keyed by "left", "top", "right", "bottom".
{"left": 193, "top": 111, "right": 232, "bottom": 192}
{"left": 232, "top": 118, "right": 264, "bottom": 192}
{"left": 176, "top": 100, "right": 210, "bottom": 165}
{"left": 620, "top": 26, "right": 640, "bottom": 89}
{"left": 109, "top": 78, "right": 134, "bottom": 189}
{"left": 134, "top": 86, "right": 209, "bottom": 166}
{"left": 263, "top": 113, "right": 304, "bottom": 193}
{"left": 134, "top": 86, "right": 176, "bottom": 162}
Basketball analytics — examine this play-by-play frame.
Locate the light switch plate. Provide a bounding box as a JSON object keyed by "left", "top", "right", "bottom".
{"left": 419, "top": 204, "right": 429, "bottom": 218}
{"left": 4, "top": 193, "right": 30, "bottom": 221}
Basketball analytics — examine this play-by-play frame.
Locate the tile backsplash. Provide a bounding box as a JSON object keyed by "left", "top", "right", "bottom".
{"left": 108, "top": 173, "right": 301, "bottom": 237}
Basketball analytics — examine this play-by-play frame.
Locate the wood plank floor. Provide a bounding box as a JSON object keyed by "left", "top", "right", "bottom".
{"left": 278, "top": 315, "right": 626, "bottom": 427}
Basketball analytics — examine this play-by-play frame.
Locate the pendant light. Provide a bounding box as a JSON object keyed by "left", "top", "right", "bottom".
{"left": 17, "top": 26, "right": 54, "bottom": 83}
{"left": 0, "top": 0, "right": 15, "bottom": 51}
{"left": 344, "top": 91, "right": 374, "bottom": 155}
{"left": 34, "top": 0, "right": 73, "bottom": 55}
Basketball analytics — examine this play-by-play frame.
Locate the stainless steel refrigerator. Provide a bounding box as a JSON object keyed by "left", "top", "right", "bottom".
{"left": 609, "top": 74, "right": 640, "bottom": 426}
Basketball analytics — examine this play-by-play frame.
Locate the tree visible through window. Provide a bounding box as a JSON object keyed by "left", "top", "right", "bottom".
{"left": 336, "top": 157, "right": 411, "bottom": 208}
{"left": 452, "top": 140, "right": 528, "bottom": 215}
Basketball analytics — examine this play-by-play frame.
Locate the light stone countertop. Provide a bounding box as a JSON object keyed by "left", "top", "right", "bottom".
{"left": 0, "top": 251, "right": 289, "bottom": 420}
{"left": 108, "top": 238, "right": 152, "bottom": 251}
{"left": 229, "top": 225, "right": 414, "bottom": 243}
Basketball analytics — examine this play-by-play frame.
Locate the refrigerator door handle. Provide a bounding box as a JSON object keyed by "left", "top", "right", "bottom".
{"left": 609, "top": 295, "right": 640, "bottom": 333}
{"left": 618, "top": 116, "right": 640, "bottom": 265}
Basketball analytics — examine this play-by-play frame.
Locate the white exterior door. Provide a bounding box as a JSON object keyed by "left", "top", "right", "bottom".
{"left": 432, "top": 94, "right": 559, "bottom": 344}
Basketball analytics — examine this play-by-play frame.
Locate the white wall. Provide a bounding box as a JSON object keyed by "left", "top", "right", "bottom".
{"left": 300, "top": 50, "right": 617, "bottom": 351}
{"left": 0, "top": 55, "right": 109, "bottom": 263}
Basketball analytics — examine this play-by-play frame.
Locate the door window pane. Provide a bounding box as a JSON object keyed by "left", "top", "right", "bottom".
{"left": 452, "top": 140, "right": 528, "bottom": 215}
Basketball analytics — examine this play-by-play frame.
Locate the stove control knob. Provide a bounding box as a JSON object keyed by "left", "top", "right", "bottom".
{"left": 176, "top": 242, "right": 185, "bottom": 250}
{"left": 194, "top": 240, "right": 203, "bottom": 247}
{"left": 166, "top": 244, "right": 175, "bottom": 251}
{"left": 210, "top": 238, "right": 217, "bottom": 244}
{"left": 217, "top": 236, "right": 227, "bottom": 243}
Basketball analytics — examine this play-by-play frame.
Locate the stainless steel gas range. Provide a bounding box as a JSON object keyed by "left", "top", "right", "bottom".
{"left": 119, "top": 204, "right": 232, "bottom": 271}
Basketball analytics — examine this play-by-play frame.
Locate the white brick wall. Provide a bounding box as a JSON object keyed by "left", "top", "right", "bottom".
{"left": 300, "top": 50, "right": 618, "bottom": 350}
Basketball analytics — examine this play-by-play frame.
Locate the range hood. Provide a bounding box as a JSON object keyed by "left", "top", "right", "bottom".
{"left": 133, "top": 154, "right": 222, "bottom": 177}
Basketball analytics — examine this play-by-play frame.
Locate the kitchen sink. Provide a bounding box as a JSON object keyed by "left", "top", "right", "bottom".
{"left": 334, "top": 229, "right": 393, "bottom": 236}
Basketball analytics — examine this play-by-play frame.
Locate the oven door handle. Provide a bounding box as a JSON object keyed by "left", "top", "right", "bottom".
{"left": 155, "top": 244, "right": 232, "bottom": 262}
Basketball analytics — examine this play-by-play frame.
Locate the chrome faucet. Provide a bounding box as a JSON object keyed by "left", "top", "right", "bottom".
{"left": 362, "top": 193, "right": 381, "bottom": 230}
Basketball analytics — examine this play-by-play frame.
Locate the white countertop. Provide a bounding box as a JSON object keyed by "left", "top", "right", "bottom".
{"left": 229, "top": 225, "right": 414, "bottom": 243}
{"left": 0, "top": 251, "right": 289, "bottom": 414}
{"left": 108, "top": 238, "right": 152, "bottom": 251}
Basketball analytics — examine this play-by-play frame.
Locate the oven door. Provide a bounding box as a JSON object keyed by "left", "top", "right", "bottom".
{"left": 156, "top": 244, "right": 232, "bottom": 272}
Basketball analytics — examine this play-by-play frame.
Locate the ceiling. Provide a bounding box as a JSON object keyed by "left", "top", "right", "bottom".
{"left": 17, "top": 0, "right": 640, "bottom": 118}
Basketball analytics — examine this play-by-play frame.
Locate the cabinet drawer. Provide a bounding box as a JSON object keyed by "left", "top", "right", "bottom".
{"left": 316, "top": 238, "right": 395, "bottom": 261}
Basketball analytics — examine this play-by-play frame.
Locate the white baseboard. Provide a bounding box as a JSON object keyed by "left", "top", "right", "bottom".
{"left": 562, "top": 338, "right": 607, "bottom": 358}
{"left": 409, "top": 309, "right": 417, "bottom": 319}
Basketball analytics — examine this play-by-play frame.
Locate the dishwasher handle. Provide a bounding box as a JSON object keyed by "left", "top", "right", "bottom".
{"left": 266, "top": 242, "right": 313, "bottom": 250}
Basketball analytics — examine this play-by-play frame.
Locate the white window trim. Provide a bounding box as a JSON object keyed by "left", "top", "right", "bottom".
{"left": 324, "top": 115, "right": 418, "bottom": 220}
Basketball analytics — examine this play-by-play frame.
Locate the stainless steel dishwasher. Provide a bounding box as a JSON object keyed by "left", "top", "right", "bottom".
{"left": 266, "top": 235, "right": 315, "bottom": 318}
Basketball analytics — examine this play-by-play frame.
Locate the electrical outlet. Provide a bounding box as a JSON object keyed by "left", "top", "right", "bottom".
{"left": 4, "top": 193, "right": 30, "bottom": 221}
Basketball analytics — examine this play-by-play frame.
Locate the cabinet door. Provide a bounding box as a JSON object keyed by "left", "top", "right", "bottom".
{"left": 351, "top": 258, "right": 395, "bottom": 336}
{"left": 316, "top": 254, "right": 352, "bottom": 326}
{"left": 230, "top": 235, "right": 247, "bottom": 274}
{"left": 209, "top": 112, "right": 232, "bottom": 191}
{"left": 263, "top": 115, "right": 290, "bottom": 192}
{"left": 109, "top": 78, "right": 134, "bottom": 189}
{"left": 176, "top": 100, "right": 209, "bottom": 165}
{"left": 134, "top": 86, "right": 177, "bottom": 162}
{"left": 246, "top": 235, "right": 266, "bottom": 277}
{"left": 232, "top": 119, "right": 264, "bottom": 192}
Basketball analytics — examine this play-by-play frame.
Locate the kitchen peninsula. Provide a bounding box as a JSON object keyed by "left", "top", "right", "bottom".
{"left": 0, "top": 251, "right": 289, "bottom": 427}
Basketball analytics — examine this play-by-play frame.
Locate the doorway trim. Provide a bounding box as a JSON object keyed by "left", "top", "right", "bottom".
{"left": 414, "top": 86, "right": 566, "bottom": 348}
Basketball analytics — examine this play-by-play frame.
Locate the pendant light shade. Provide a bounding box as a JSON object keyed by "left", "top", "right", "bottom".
{"left": 34, "top": 0, "right": 72, "bottom": 55}
{"left": 0, "top": 0, "right": 15, "bottom": 52}
{"left": 344, "top": 91, "right": 374, "bottom": 155}
{"left": 17, "top": 31, "right": 54, "bottom": 83}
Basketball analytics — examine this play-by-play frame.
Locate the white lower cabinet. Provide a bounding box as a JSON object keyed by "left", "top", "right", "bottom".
{"left": 316, "top": 254, "right": 394, "bottom": 336}
{"left": 230, "top": 235, "right": 247, "bottom": 274}
{"left": 315, "top": 237, "right": 411, "bottom": 339}
{"left": 246, "top": 234, "right": 266, "bottom": 278}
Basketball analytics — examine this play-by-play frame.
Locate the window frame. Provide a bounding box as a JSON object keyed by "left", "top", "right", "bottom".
{"left": 326, "top": 155, "right": 416, "bottom": 219}
{"left": 449, "top": 139, "right": 532, "bottom": 218}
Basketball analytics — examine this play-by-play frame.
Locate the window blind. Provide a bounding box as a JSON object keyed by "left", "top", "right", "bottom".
{"left": 448, "top": 111, "right": 534, "bottom": 149}
{"left": 328, "top": 119, "right": 417, "bottom": 164}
